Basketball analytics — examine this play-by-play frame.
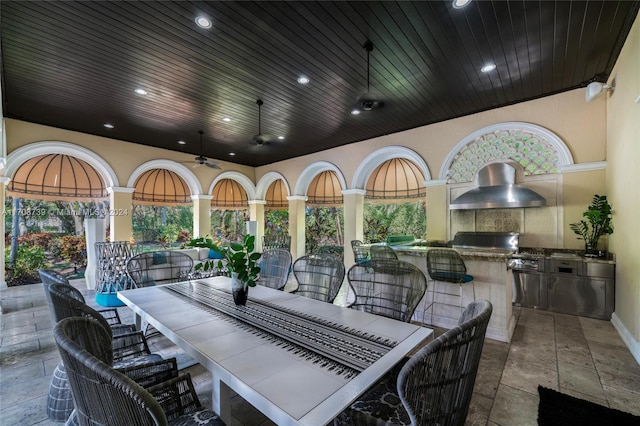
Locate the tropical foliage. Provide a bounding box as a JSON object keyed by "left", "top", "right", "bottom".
{"left": 132, "top": 204, "right": 193, "bottom": 244}
{"left": 570, "top": 195, "right": 613, "bottom": 249}
{"left": 305, "top": 206, "right": 343, "bottom": 254}
{"left": 362, "top": 201, "right": 426, "bottom": 244}
{"left": 4, "top": 245, "right": 47, "bottom": 286}
{"left": 188, "top": 234, "right": 261, "bottom": 287}
{"left": 210, "top": 209, "right": 249, "bottom": 242}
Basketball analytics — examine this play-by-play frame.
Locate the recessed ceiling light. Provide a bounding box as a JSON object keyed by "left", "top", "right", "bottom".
{"left": 223, "top": 117, "right": 231, "bottom": 122}
{"left": 178, "top": 140, "right": 186, "bottom": 145}
{"left": 277, "top": 136, "right": 285, "bottom": 140}
{"left": 229, "top": 152, "right": 236, "bottom": 156}
{"left": 103, "top": 123, "right": 114, "bottom": 129}
{"left": 452, "top": 0, "right": 472, "bottom": 9}
{"left": 481, "top": 63, "right": 496, "bottom": 73}
{"left": 134, "top": 88, "right": 148, "bottom": 95}
{"left": 351, "top": 109, "right": 361, "bottom": 115}
{"left": 195, "top": 15, "right": 212, "bottom": 29}
{"left": 297, "top": 76, "right": 310, "bottom": 84}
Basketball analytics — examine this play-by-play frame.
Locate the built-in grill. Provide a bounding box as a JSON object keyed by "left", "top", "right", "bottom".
{"left": 451, "top": 231, "right": 520, "bottom": 254}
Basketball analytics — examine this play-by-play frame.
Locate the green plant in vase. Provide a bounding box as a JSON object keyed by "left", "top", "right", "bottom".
{"left": 187, "top": 234, "right": 261, "bottom": 305}
{"left": 569, "top": 195, "right": 613, "bottom": 257}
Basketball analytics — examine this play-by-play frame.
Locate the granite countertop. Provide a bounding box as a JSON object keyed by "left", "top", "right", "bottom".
{"left": 390, "top": 245, "right": 616, "bottom": 264}
{"left": 392, "top": 246, "right": 511, "bottom": 262}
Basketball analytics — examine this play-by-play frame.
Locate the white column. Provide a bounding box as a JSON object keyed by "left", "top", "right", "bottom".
{"left": 192, "top": 195, "right": 213, "bottom": 238}
{"left": 287, "top": 196, "right": 307, "bottom": 259}
{"left": 248, "top": 200, "right": 266, "bottom": 251}
{"left": 342, "top": 189, "right": 366, "bottom": 267}
{"left": 84, "top": 218, "right": 106, "bottom": 290}
{"left": 107, "top": 186, "right": 135, "bottom": 242}
{"left": 425, "top": 180, "right": 448, "bottom": 241}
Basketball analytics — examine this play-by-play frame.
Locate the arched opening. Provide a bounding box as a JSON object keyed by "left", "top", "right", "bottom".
{"left": 5, "top": 154, "right": 110, "bottom": 285}
{"left": 264, "top": 179, "right": 289, "bottom": 239}
{"left": 131, "top": 169, "right": 194, "bottom": 248}
{"left": 211, "top": 178, "right": 249, "bottom": 243}
{"left": 363, "top": 158, "right": 427, "bottom": 244}
{"left": 305, "top": 170, "right": 344, "bottom": 257}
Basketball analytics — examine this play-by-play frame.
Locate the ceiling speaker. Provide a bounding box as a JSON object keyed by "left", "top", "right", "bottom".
{"left": 585, "top": 81, "right": 613, "bottom": 102}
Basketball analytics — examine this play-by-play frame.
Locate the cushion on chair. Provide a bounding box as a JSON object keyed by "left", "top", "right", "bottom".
{"left": 431, "top": 271, "right": 473, "bottom": 283}
{"left": 168, "top": 408, "right": 225, "bottom": 426}
{"left": 335, "top": 360, "right": 410, "bottom": 426}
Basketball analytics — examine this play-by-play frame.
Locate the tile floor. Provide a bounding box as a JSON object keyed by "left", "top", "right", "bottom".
{"left": 1, "top": 280, "right": 640, "bottom": 426}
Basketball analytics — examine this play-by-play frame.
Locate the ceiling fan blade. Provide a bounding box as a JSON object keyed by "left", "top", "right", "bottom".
{"left": 205, "top": 162, "right": 221, "bottom": 169}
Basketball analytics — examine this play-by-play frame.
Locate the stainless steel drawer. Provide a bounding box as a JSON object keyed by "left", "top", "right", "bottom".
{"left": 548, "top": 259, "right": 580, "bottom": 275}
{"left": 585, "top": 262, "right": 615, "bottom": 278}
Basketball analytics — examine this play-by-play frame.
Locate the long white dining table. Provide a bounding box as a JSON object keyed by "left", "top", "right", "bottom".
{"left": 118, "top": 277, "right": 433, "bottom": 426}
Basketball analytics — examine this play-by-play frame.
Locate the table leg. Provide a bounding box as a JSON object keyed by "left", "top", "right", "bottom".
{"left": 134, "top": 312, "right": 142, "bottom": 331}
{"left": 212, "top": 377, "right": 232, "bottom": 424}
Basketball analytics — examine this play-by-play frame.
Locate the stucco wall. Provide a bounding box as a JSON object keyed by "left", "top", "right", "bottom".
{"left": 606, "top": 14, "right": 640, "bottom": 357}
{"left": 259, "top": 88, "right": 607, "bottom": 247}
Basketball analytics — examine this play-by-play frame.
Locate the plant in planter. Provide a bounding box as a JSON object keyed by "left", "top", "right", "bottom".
{"left": 569, "top": 195, "right": 613, "bottom": 257}
{"left": 187, "top": 234, "right": 261, "bottom": 305}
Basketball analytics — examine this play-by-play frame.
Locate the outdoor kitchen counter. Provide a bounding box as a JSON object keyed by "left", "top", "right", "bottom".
{"left": 392, "top": 245, "right": 511, "bottom": 262}
{"left": 392, "top": 246, "right": 515, "bottom": 343}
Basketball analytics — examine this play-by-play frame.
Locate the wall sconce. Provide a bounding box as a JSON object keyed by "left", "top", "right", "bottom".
{"left": 585, "top": 81, "right": 614, "bottom": 102}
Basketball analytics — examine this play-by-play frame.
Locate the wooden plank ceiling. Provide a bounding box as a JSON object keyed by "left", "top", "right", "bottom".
{"left": 1, "top": 1, "right": 638, "bottom": 167}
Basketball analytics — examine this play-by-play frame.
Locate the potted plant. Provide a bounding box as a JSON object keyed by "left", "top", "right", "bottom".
{"left": 569, "top": 194, "right": 613, "bottom": 257}
{"left": 187, "top": 234, "right": 261, "bottom": 305}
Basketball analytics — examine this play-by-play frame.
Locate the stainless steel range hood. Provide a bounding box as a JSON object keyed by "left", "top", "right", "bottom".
{"left": 450, "top": 163, "right": 546, "bottom": 210}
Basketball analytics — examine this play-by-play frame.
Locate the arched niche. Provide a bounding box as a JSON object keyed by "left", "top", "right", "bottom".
{"left": 440, "top": 122, "right": 574, "bottom": 182}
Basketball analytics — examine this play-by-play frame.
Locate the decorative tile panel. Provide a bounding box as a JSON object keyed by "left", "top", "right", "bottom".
{"left": 448, "top": 129, "right": 560, "bottom": 183}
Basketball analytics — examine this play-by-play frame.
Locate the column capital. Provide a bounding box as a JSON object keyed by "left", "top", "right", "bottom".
{"left": 191, "top": 194, "right": 213, "bottom": 201}
{"left": 342, "top": 189, "right": 366, "bottom": 196}
{"left": 107, "top": 186, "right": 136, "bottom": 194}
{"left": 248, "top": 199, "right": 267, "bottom": 205}
{"left": 0, "top": 176, "right": 10, "bottom": 185}
{"left": 424, "top": 179, "right": 448, "bottom": 187}
{"left": 287, "top": 195, "right": 307, "bottom": 202}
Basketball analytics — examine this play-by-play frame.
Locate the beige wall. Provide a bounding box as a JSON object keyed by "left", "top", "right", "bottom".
{"left": 259, "top": 88, "right": 608, "bottom": 248}
{"left": 606, "top": 15, "right": 640, "bottom": 353}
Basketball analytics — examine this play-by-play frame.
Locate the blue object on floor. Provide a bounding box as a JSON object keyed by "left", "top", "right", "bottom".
{"left": 95, "top": 292, "right": 125, "bottom": 307}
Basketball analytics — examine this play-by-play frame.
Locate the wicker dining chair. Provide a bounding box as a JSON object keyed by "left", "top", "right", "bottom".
{"left": 46, "top": 282, "right": 165, "bottom": 423}
{"left": 126, "top": 251, "right": 194, "bottom": 337}
{"left": 370, "top": 244, "right": 399, "bottom": 260}
{"left": 54, "top": 317, "right": 225, "bottom": 426}
{"left": 257, "top": 248, "right": 292, "bottom": 291}
{"left": 347, "top": 259, "right": 427, "bottom": 322}
{"left": 426, "top": 249, "right": 475, "bottom": 323}
{"left": 39, "top": 269, "right": 124, "bottom": 328}
{"left": 126, "top": 250, "right": 194, "bottom": 287}
{"left": 351, "top": 240, "right": 371, "bottom": 264}
{"left": 262, "top": 234, "right": 291, "bottom": 251}
{"left": 335, "top": 300, "right": 493, "bottom": 426}
{"left": 292, "top": 254, "right": 346, "bottom": 303}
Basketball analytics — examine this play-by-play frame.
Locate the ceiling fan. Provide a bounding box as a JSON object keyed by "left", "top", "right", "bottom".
{"left": 352, "top": 40, "right": 384, "bottom": 114}
{"left": 251, "top": 99, "right": 277, "bottom": 146}
{"left": 183, "top": 130, "right": 221, "bottom": 169}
